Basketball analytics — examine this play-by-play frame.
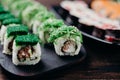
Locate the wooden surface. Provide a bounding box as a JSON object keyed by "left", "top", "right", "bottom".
{"left": 1, "top": 0, "right": 120, "bottom": 80}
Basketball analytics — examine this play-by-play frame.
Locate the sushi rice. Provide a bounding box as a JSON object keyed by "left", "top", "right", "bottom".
{"left": 3, "top": 33, "right": 14, "bottom": 54}
{"left": 12, "top": 42, "right": 41, "bottom": 65}
{"left": 2, "top": 26, "right": 28, "bottom": 55}
{"left": 12, "top": 34, "right": 41, "bottom": 65}
{"left": 54, "top": 36, "right": 82, "bottom": 56}
{"left": 0, "top": 24, "right": 20, "bottom": 45}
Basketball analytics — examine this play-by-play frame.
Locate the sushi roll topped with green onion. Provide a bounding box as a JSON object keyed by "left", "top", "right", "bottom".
{"left": 0, "top": 5, "right": 4, "bottom": 9}
{"left": 12, "top": 34, "right": 41, "bottom": 65}
{"left": 0, "top": 18, "right": 21, "bottom": 45}
{"left": 33, "top": 11, "right": 55, "bottom": 22}
{"left": 0, "top": 13, "right": 14, "bottom": 22}
{"left": 40, "top": 19, "right": 64, "bottom": 32}
{"left": 38, "top": 19, "right": 64, "bottom": 43}
{"left": 7, "top": 25, "right": 29, "bottom": 37}
{"left": 48, "top": 26, "right": 83, "bottom": 56}
{"left": 9, "top": 0, "right": 35, "bottom": 17}
{"left": 30, "top": 11, "right": 55, "bottom": 34}
{"left": 0, "top": 0, "right": 15, "bottom": 10}
{"left": 22, "top": 5, "right": 47, "bottom": 25}
{"left": 15, "top": 34, "right": 39, "bottom": 46}
{"left": 48, "top": 26, "right": 83, "bottom": 43}
{"left": 0, "top": 5, "right": 9, "bottom": 14}
{"left": 2, "top": 18, "right": 21, "bottom": 26}
{"left": 3, "top": 25, "right": 29, "bottom": 55}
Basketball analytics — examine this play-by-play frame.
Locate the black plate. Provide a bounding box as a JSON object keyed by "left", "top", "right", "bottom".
{"left": 0, "top": 45, "right": 86, "bottom": 77}
{"left": 51, "top": 6, "right": 120, "bottom": 47}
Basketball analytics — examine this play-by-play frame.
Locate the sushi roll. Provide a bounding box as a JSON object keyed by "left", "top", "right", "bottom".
{"left": 0, "top": 18, "right": 21, "bottom": 44}
{"left": 30, "top": 11, "right": 55, "bottom": 34}
{"left": 91, "top": 0, "right": 120, "bottom": 20}
{"left": 60, "top": 0, "right": 88, "bottom": 11}
{"left": 0, "top": 5, "right": 9, "bottom": 14}
{"left": 0, "top": 0, "right": 15, "bottom": 10}
{"left": 92, "top": 18, "right": 120, "bottom": 41}
{"left": 48, "top": 26, "right": 83, "bottom": 56}
{"left": 0, "top": 13, "right": 14, "bottom": 26}
{"left": 38, "top": 19, "right": 64, "bottom": 44}
{"left": 21, "top": 5, "right": 47, "bottom": 27}
{"left": 59, "top": 0, "right": 88, "bottom": 19}
{"left": 9, "top": 0, "right": 34, "bottom": 17}
{"left": 0, "top": 5, "right": 4, "bottom": 10}
{"left": 3, "top": 25, "right": 29, "bottom": 55}
{"left": 12, "top": 34, "right": 41, "bottom": 65}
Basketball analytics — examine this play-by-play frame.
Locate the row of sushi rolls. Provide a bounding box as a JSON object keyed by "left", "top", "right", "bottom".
{"left": 60, "top": 0, "right": 120, "bottom": 43}
{"left": 0, "top": 0, "right": 83, "bottom": 65}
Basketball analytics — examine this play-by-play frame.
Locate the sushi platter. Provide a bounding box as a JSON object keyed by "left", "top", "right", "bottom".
{"left": 52, "top": 0, "right": 120, "bottom": 47}
{"left": 0, "top": 0, "right": 87, "bottom": 77}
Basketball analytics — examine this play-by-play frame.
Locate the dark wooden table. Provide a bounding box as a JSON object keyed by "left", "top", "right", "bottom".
{"left": 1, "top": 0, "right": 120, "bottom": 80}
